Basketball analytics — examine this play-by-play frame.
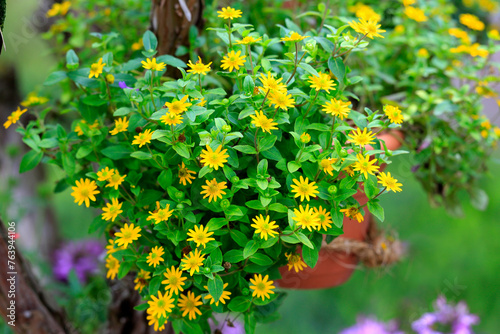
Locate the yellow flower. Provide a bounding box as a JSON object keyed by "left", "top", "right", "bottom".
{"left": 320, "top": 158, "right": 336, "bottom": 176}
{"left": 384, "top": 105, "right": 404, "bottom": 124}
{"left": 340, "top": 207, "right": 364, "bottom": 223}
{"left": 236, "top": 36, "right": 262, "bottom": 45}
{"left": 281, "top": 32, "right": 309, "bottom": 42}
{"left": 147, "top": 246, "right": 165, "bottom": 267}
{"left": 349, "top": 4, "right": 381, "bottom": 22}
{"left": 285, "top": 253, "right": 308, "bottom": 272}
{"left": 200, "top": 145, "right": 229, "bottom": 170}
{"left": 292, "top": 204, "right": 320, "bottom": 231}
{"left": 217, "top": 6, "right": 242, "bottom": 20}
{"left": 115, "top": 223, "right": 142, "bottom": 248}
{"left": 348, "top": 18, "right": 386, "bottom": 39}
{"left": 146, "top": 310, "right": 166, "bottom": 332}
{"left": 291, "top": 176, "right": 319, "bottom": 201}
{"left": 300, "top": 132, "right": 311, "bottom": 143}
{"left": 251, "top": 215, "right": 279, "bottom": 240}
{"left": 75, "top": 120, "right": 99, "bottom": 136}
{"left": 308, "top": 72, "right": 336, "bottom": 93}
{"left": 221, "top": 50, "right": 246, "bottom": 72}
{"left": 3, "top": 107, "right": 27, "bottom": 129}
{"left": 417, "top": 48, "right": 429, "bottom": 58}
{"left": 178, "top": 162, "right": 196, "bottom": 186}
{"left": 250, "top": 110, "right": 278, "bottom": 133}
{"left": 249, "top": 274, "right": 275, "bottom": 301}
{"left": 258, "top": 72, "right": 287, "bottom": 94}
{"left": 132, "top": 129, "right": 153, "bottom": 147}
{"left": 377, "top": 172, "right": 403, "bottom": 192}
{"left": 105, "top": 256, "right": 119, "bottom": 280}
{"left": 71, "top": 178, "right": 100, "bottom": 207}
{"left": 313, "top": 206, "right": 333, "bottom": 231}
{"left": 402, "top": 0, "right": 416, "bottom": 6}
{"left": 322, "top": 98, "right": 351, "bottom": 119}
{"left": 196, "top": 97, "right": 207, "bottom": 107}
{"left": 348, "top": 128, "right": 376, "bottom": 147}
{"left": 46, "top": 1, "right": 70, "bottom": 17}
{"left": 187, "top": 225, "right": 215, "bottom": 248}
{"left": 147, "top": 203, "right": 174, "bottom": 224}
{"left": 106, "top": 238, "right": 126, "bottom": 255}
{"left": 267, "top": 90, "right": 295, "bottom": 110}
{"left": 488, "top": 29, "right": 500, "bottom": 40}
{"left": 21, "top": 93, "right": 48, "bottom": 107}
{"left": 459, "top": 13, "right": 485, "bottom": 31}
{"left": 181, "top": 248, "right": 205, "bottom": 276}
{"left": 353, "top": 153, "right": 380, "bottom": 178}
{"left": 164, "top": 95, "right": 192, "bottom": 114}
{"left": 102, "top": 198, "right": 123, "bottom": 222}
{"left": 394, "top": 25, "right": 405, "bottom": 34}
{"left": 468, "top": 43, "right": 488, "bottom": 58}
{"left": 131, "top": 40, "right": 142, "bottom": 51}
{"left": 187, "top": 57, "right": 212, "bottom": 75}
{"left": 200, "top": 178, "right": 227, "bottom": 203}
{"left": 204, "top": 282, "right": 232, "bottom": 306}
{"left": 178, "top": 291, "right": 203, "bottom": 320}
{"left": 147, "top": 291, "right": 174, "bottom": 319}
{"left": 106, "top": 74, "right": 115, "bottom": 84}
{"left": 141, "top": 58, "right": 166, "bottom": 71}
{"left": 404, "top": 6, "right": 428, "bottom": 22}
{"left": 134, "top": 270, "right": 151, "bottom": 292}
{"left": 448, "top": 28, "right": 470, "bottom": 44}
{"left": 160, "top": 112, "right": 183, "bottom": 126}
{"left": 162, "top": 266, "right": 187, "bottom": 295}
{"left": 89, "top": 58, "right": 106, "bottom": 79}
{"left": 106, "top": 172, "right": 126, "bottom": 190}
{"left": 110, "top": 117, "right": 129, "bottom": 135}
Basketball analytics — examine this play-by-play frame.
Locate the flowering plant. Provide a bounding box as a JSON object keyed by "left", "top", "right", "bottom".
{"left": 8, "top": 3, "right": 407, "bottom": 333}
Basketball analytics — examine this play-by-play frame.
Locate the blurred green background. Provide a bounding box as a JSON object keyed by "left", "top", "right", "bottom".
{"left": 1, "top": 0, "right": 499, "bottom": 332}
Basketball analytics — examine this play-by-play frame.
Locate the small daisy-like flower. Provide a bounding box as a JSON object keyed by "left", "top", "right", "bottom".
{"left": 115, "top": 223, "right": 142, "bottom": 248}
{"left": 178, "top": 162, "right": 196, "bottom": 186}
{"left": 89, "top": 58, "right": 106, "bottom": 79}
{"left": 459, "top": 13, "right": 485, "bottom": 31}
{"left": 217, "top": 6, "right": 242, "bottom": 20}
{"left": 147, "top": 202, "right": 174, "bottom": 224}
{"left": 110, "top": 117, "right": 129, "bottom": 135}
{"left": 320, "top": 158, "right": 337, "bottom": 176}
{"left": 348, "top": 18, "right": 386, "bottom": 39}
{"left": 204, "top": 283, "right": 232, "bottom": 306}
{"left": 160, "top": 112, "right": 183, "bottom": 126}
{"left": 285, "top": 253, "right": 308, "bottom": 272}
{"left": 377, "top": 172, "right": 403, "bottom": 192}
{"left": 196, "top": 97, "right": 207, "bottom": 107}
{"left": 146, "top": 310, "right": 166, "bottom": 332}
{"left": 404, "top": 6, "right": 428, "bottom": 22}
{"left": 384, "top": 105, "right": 404, "bottom": 124}
{"left": 448, "top": 28, "right": 470, "bottom": 44}
{"left": 291, "top": 176, "right": 319, "bottom": 201}
{"left": 235, "top": 36, "right": 262, "bottom": 45}
{"left": 267, "top": 90, "right": 295, "bottom": 110}
{"left": 75, "top": 120, "right": 100, "bottom": 136}
{"left": 300, "top": 132, "right": 311, "bottom": 143}
{"left": 249, "top": 274, "right": 275, "bottom": 301}
{"left": 200, "top": 145, "right": 229, "bottom": 170}
{"left": 353, "top": 153, "right": 380, "bottom": 179}
{"left": 164, "top": 95, "right": 192, "bottom": 114}
{"left": 101, "top": 198, "right": 123, "bottom": 222}
{"left": 259, "top": 72, "right": 287, "bottom": 94}
{"left": 281, "top": 32, "right": 309, "bottom": 42}
{"left": 250, "top": 110, "right": 278, "bottom": 133}
{"left": 349, "top": 3, "right": 381, "bottom": 22}
{"left": 147, "top": 291, "right": 175, "bottom": 319}
{"left": 308, "top": 72, "right": 336, "bottom": 93}
{"left": 251, "top": 215, "right": 279, "bottom": 240}
{"left": 200, "top": 178, "right": 227, "bottom": 203}
{"left": 3, "top": 107, "right": 27, "bottom": 129}
{"left": 322, "top": 98, "right": 351, "bottom": 119}
{"left": 178, "top": 291, "right": 203, "bottom": 320}
{"left": 71, "top": 178, "right": 100, "bottom": 207}
{"left": 106, "top": 172, "right": 126, "bottom": 190}
{"left": 181, "top": 248, "right": 205, "bottom": 276}
{"left": 221, "top": 50, "right": 246, "bottom": 72}
{"left": 162, "top": 266, "right": 187, "bottom": 295}
{"left": 348, "top": 128, "right": 376, "bottom": 147}
{"left": 187, "top": 57, "right": 212, "bottom": 75}
{"left": 147, "top": 246, "right": 165, "bottom": 267}
{"left": 134, "top": 270, "right": 151, "bottom": 292}
{"left": 340, "top": 207, "right": 364, "bottom": 223}
{"left": 105, "top": 256, "right": 119, "bottom": 280}
{"left": 21, "top": 93, "right": 48, "bottom": 107}
{"left": 132, "top": 129, "right": 153, "bottom": 147}
{"left": 292, "top": 204, "right": 320, "bottom": 231}
{"left": 46, "top": 1, "right": 71, "bottom": 17}
{"left": 141, "top": 58, "right": 166, "bottom": 71}
{"left": 313, "top": 206, "right": 333, "bottom": 231}
{"left": 106, "top": 238, "right": 126, "bottom": 255}
{"left": 187, "top": 225, "right": 215, "bottom": 248}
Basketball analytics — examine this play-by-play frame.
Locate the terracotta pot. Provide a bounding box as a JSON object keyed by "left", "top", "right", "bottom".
{"left": 277, "top": 131, "right": 404, "bottom": 289}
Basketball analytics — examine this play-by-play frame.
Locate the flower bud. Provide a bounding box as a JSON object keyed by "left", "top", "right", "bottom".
{"left": 242, "top": 288, "right": 250, "bottom": 296}
{"left": 106, "top": 74, "right": 115, "bottom": 84}
{"left": 230, "top": 176, "right": 240, "bottom": 183}
{"left": 176, "top": 203, "right": 185, "bottom": 210}
{"left": 222, "top": 125, "right": 231, "bottom": 133}
{"left": 220, "top": 199, "right": 231, "bottom": 209}
{"left": 340, "top": 148, "right": 348, "bottom": 157}
{"left": 300, "top": 132, "right": 311, "bottom": 144}
{"left": 328, "top": 185, "right": 338, "bottom": 194}
{"left": 175, "top": 191, "right": 185, "bottom": 199}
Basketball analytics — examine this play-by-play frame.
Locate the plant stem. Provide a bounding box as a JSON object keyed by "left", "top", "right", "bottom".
{"left": 254, "top": 129, "right": 260, "bottom": 163}
{"left": 198, "top": 73, "right": 203, "bottom": 95}
{"left": 228, "top": 19, "right": 232, "bottom": 48}
{"left": 150, "top": 71, "right": 157, "bottom": 112}
{"left": 247, "top": 44, "right": 254, "bottom": 74}
{"left": 303, "top": 90, "right": 320, "bottom": 119}
{"left": 327, "top": 116, "right": 336, "bottom": 151}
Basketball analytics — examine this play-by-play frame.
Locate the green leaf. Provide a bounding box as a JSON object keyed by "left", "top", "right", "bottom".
{"left": 268, "top": 203, "right": 288, "bottom": 213}
{"left": 367, "top": 200, "right": 384, "bottom": 221}
{"left": 76, "top": 145, "right": 93, "bottom": 159}
{"left": 19, "top": 150, "right": 43, "bottom": 173}
{"left": 113, "top": 107, "right": 132, "bottom": 116}
{"left": 228, "top": 296, "right": 251, "bottom": 312}
{"left": 172, "top": 143, "right": 190, "bottom": 159}
{"left": 249, "top": 253, "right": 273, "bottom": 266}
{"left": 243, "top": 240, "right": 259, "bottom": 258}
{"left": 243, "top": 75, "right": 255, "bottom": 94}
{"left": 259, "top": 135, "right": 277, "bottom": 152}
{"left": 302, "top": 242, "right": 319, "bottom": 267}
{"left": 208, "top": 275, "right": 224, "bottom": 303}
{"left": 66, "top": 49, "right": 79, "bottom": 68}
{"left": 207, "top": 218, "right": 228, "bottom": 231}
{"left": 364, "top": 176, "right": 379, "bottom": 199}
{"left": 156, "top": 54, "right": 187, "bottom": 68}
{"left": 149, "top": 276, "right": 162, "bottom": 296}
{"left": 287, "top": 161, "right": 301, "bottom": 173}
{"left": 257, "top": 159, "right": 268, "bottom": 176}
{"left": 224, "top": 249, "right": 244, "bottom": 263}
{"left": 233, "top": 145, "right": 258, "bottom": 154}
{"left": 44, "top": 71, "right": 67, "bottom": 86}
{"left": 230, "top": 230, "right": 248, "bottom": 247}
{"left": 328, "top": 56, "right": 346, "bottom": 84}
{"left": 142, "top": 30, "right": 158, "bottom": 51}
{"left": 133, "top": 303, "right": 149, "bottom": 311}
{"left": 101, "top": 145, "right": 133, "bottom": 160}
{"left": 130, "top": 151, "right": 152, "bottom": 160}
{"left": 295, "top": 232, "right": 314, "bottom": 249}
{"left": 118, "top": 261, "right": 134, "bottom": 279}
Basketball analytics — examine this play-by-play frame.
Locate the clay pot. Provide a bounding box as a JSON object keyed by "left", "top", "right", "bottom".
{"left": 277, "top": 131, "right": 403, "bottom": 289}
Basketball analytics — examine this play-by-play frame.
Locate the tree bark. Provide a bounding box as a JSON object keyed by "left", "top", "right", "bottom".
{"left": 0, "top": 218, "right": 75, "bottom": 333}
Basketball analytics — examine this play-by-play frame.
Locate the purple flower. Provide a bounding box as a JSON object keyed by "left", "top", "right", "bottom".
{"left": 340, "top": 317, "right": 403, "bottom": 334}
{"left": 412, "top": 296, "right": 479, "bottom": 334}
{"left": 118, "top": 81, "right": 131, "bottom": 89}
{"left": 52, "top": 240, "right": 105, "bottom": 284}
{"left": 208, "top": 315, "right": 245, "bottom": 334}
